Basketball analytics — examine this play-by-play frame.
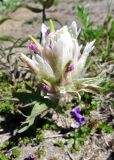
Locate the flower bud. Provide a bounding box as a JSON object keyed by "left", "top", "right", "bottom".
{"left": 66, "top": 63, "right": 74, "bottom": 72}
{"left": 28, "top": 41, "right": 38, "bottom": 53}
{"left": 41, "top": 82, "right": 51, "bottom": 92}
{"left": 45, "top": 28, "right": 50, "bottom": 36}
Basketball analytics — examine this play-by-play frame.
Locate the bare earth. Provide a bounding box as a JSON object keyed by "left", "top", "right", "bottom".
{"left": 0, "top": 0, "right": 114, "bottom": 38}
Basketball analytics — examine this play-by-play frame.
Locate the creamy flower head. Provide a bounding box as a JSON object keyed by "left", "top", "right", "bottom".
{"left": 20, "top": 21, "right": 98, "bottom": 100}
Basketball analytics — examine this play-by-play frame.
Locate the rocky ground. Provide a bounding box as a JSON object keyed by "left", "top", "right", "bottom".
{"left": 0, "top": 0, "right": 114, "bottom": 38}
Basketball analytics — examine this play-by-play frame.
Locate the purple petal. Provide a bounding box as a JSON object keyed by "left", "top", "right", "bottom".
{"left": 28, "top": 41, "right": 38, "bottom": 53}
{"left": 76, "top": 122, "right": 81, "bottom": 126}
{"left": 71, "top": 107, "right": 80, "bottom": 116}
{"left": 75, "top": 113, "right": 82, "bottom": 120}
{"left": 75, "top": 116, "right": 86, "bottom": 126}
{"left": 29, "top": 154, "right": 35, "bottom": 160}
{"left": 74, "top": 107, "right": 81, "bottom": 114}
{"left": 78, "top": 116, "right": 86, "bottom": 125}
{"left": 71, "top": 106, "right": 86, "bottom": 126}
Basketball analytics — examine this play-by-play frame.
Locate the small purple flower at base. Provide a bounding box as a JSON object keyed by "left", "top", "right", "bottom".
{"left": 71, "top": 106, "right": 86, "bottom": 126}
{"left": 66, "top": 63, "right": 74, "bottom": 72}
{"left": 28, "top": 41, "right": 38, "bottom": 53}
{"left": 41, "top": 82, "right": 51, "bottom": 92}
{"left": 76, "top": 116, "right": 86, "bottom": 127}
{"left": 29, "top": 154, "right": 36, "bottom": 160}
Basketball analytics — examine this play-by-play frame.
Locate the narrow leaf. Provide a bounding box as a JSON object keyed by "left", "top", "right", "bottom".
{"left": 29, "top": 35, "right": 42, "bottom": 50}
{"left": 49, "top": 19, "right": 55, "bottom": 32}
{"left": 18, "top": 102, "right": 48, "bottom": 133}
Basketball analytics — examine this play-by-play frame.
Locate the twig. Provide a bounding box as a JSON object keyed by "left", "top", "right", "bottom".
{"left": 17, "top": 109, "right": 28, "bottom": 118}
{"left": 18, "top": 102, "right": 36, "bottom": 108}
{"left": 67, "top": 151, "right": 75, "bottom": 160}
{"left": 0, "top": 97, "right": 19, "bottom": 102}
{"left": 103, "top": 136, "right": 110, "bottom": 147}
{"left": 109, "top": 105, "right": 114, "bottom": 115}
{"left": 83, "top": 153, "right": 95, "bottom": 160}
{"left": 45, "top": 134, "right": 64, "bottom": 139}
{"left": 23, "top": 102, "right": 36, "bottom": 107}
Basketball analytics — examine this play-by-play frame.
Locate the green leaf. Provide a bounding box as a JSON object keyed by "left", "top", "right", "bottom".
{"left": 82, "top": 85, "right": 101, "bottom": 94}
{"left": 0, "top": 152, "right": 8, "bottom": 160}
{"left": 98, "top": 122, "right": 113, "bottom": 133}
{"left": 18, "top": 102, "right": 48, "bottom": 133}
{"left": 76, "top": 5, "right": 92, "bottom": 29}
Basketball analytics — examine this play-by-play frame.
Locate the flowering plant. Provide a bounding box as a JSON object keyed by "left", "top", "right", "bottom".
{"left": 18, "top": 20, "right": 101, "bottom": 132}
{"left": 20, "top": 20, "right": 100, "bottom": 102}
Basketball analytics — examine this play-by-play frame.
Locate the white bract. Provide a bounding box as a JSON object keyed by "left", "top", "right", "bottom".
{"left": 20, "top": 21, "right": 99, "bottom": 101}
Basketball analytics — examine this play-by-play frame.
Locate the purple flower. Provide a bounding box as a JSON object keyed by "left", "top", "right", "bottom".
{"left": 28, "top": 41, "right": 38, "bottom": 53}
{"left": 71, "top": 106, "right": 86, "bottom": 126}
{"left": 41, "top": 82, "right": 51, "bottom": 92}
{"left": 29, "top": 154, "right": 35, "bottom": 160}
{"left": 66, "top": 63, "right": 74, "bottom": 72}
